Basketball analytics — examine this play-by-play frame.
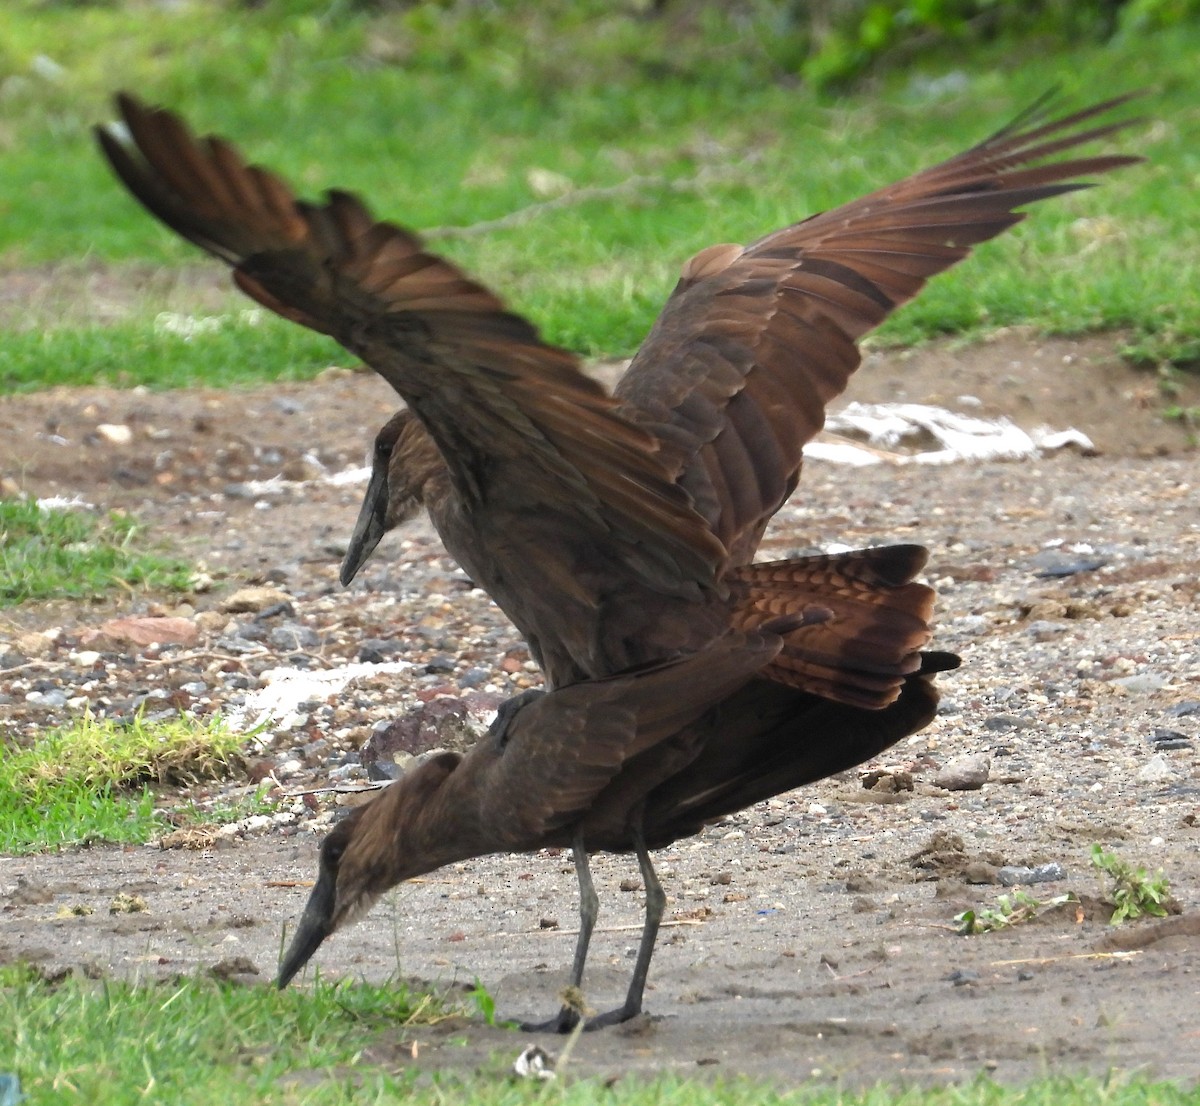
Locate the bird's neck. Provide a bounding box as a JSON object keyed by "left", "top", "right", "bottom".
{"left": 389, "top": 750, "right": 498, "bottom": 877}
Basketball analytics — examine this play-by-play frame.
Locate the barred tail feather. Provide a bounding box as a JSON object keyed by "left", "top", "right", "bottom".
{"left": 728, "top": 544, "right": 941, "bottom": 709}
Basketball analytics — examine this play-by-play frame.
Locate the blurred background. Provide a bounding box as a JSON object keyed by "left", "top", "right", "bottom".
{"left": 2, "top": 0, "right": 1197, "bottom": 387}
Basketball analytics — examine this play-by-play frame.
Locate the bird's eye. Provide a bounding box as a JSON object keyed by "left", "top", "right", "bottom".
{"left": 322, "top": 839, "right": 345, "bottom": 865}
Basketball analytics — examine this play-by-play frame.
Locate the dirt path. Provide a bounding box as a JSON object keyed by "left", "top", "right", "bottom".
{"left": 2, "top": 333, "right": 1198, "bottom": 1087}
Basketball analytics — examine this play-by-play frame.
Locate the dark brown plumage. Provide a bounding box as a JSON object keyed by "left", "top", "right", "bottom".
{"left": 94, "top": 92, "right": 1136, "bottom": 1028}
{"left": 97, "top": 92, "right": 1138, "bottom": 692}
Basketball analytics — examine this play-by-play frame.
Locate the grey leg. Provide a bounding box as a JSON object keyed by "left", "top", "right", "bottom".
{"left": 567, "top": 825, "right": 599, "bottom": 987}
{"left": 585, "top": 825, "right": 664, "bottom": 1030}
{"left": 520, "top": 825, "right": 595, "bottom": 1033}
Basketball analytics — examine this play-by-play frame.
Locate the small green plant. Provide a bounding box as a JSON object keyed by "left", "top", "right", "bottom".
{"left": 468, "top": 977, "right": 500, "bottom": 1027}
{"left": 1091, "top": 844, "right": 1172, "bottom": 924}
{"left": 0, "top": 497, "right": 192, "bottom": 606}
{"left": 956, "top": 890, "right": 1075, "bottom": 935}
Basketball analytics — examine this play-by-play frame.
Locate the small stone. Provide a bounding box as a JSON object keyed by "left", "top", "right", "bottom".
{"left": 997, "top": 862, "right": 1066, "bottom": 887}
{"left": 96, "top": 423, "right": 133, "bottom": 445}
{"left": 79, "top": 616, "right": 197, "bottom": 649}
{"left": 538, "top": 917, "right": 559, "bottom": 929}
{"left": 983, "top": 714, "right": 1025, "bottom": 733}
{"left": 1112, "top": 673, "right": 1168, "bottom": 693}
{"left": 359, "top": 638, "right": 402, "bottom": 664}
{"left": 1138, "top": 755, "right": 1176, "bottom": 784}
{"left": 219, "top": 586, "right": 292, "bottom": 614}
{"left": 1149, "top": 729, "right": 1193, "bottom": 752}
{"left": 268, "top": 623, "right": 318, "bottom": 651}
{"left": 26, "top": 689, "right": 68, "bottom": 708}
{"left": 71, "top": 650, "right": 103, "bottom": 667}
{"left": 934, "top": 754, "right": 991, "bottom": 791}
{"left": 15, "top": 631, "right": 55, "bottom": 659}
{"left": 1164, "top": 701, "right": 1200, "bottom": 718}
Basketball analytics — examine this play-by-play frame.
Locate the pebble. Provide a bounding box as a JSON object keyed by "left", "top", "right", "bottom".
{"left": 934, "top": 754, "right": 991, "bottom": 791}
{"left": 358, "top": 639, "right": 403, "bottom": 663}
{"left": 1137, "top": 755, "right": 1176, "bottom": 784}
{"left": 14, "top": 631, "right": 56, "bottom": 659}
{"left": 983, "top": 714, "right": 1026, "bottom": 733}
{"left": 220, "top": 586, "right": 293, "bottom": 614}
{"left": 997, "top": 862, "right": 1066, "bottom": 887}
{"left": 96, "top": 423, "right": 133, "bottom": 445}
{"left": 25, "top": 689, "right": 67, "bottom": 708}
{"left": 1149, "top": 729, "right": 1193, "bottom": 751}
{"left": 945, "top": 969, "right": 980, "bottom": 986}
{"left": 1112, "top": 673, "right": 1169, "bottom": 693}
{"left": 268, "top": 624, "right": 319, "bottom": 651}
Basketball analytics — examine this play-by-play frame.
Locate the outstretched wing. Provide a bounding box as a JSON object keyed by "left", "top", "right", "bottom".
{"left": 96, "top": 94, "right": 724, "bottom": 585}
{"left": 615, "top": 93, "right": 1142, "bottom": 563}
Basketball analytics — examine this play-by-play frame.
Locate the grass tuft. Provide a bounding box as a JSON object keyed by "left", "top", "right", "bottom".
{"left": 0, "top": 711, "right": 246, "bottom": 854}
{"left": 0, "top": 498, "right": 192, "bottom": 606}
{"left": 0, "top": 972, "right": 450, "bottom": 1105}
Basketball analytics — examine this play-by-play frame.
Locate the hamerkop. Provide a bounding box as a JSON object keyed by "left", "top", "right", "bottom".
{"left": 96, "top": 93, "right": 1137, "bottom": 1028}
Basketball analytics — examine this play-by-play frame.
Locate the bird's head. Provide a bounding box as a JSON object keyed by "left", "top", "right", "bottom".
{"left": 340, "top": 410, "right": 445, "bottom": 586}
{"left": 277, "top": 751, "right": 462, "bottom": 988}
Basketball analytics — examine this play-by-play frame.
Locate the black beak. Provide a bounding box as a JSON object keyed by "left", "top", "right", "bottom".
{"left": 340, "top": 459, "right": 389, "bottom": 587}
{"left": 277, "top": 865, "right": 337, "bottom": 988}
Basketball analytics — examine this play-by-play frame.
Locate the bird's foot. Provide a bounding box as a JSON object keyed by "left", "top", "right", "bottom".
{"left": 580, "top": 1002, "right": 642, "bottom": 1031}
{"left": 519, "top": 1002, "right": 645, "bottom": 1033}
{"left": 519, "top": 1005, "right": 580, "bottom": 1034}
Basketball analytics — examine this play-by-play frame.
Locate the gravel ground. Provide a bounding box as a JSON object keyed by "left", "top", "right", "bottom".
{"left": 1, "top": 332, "right": 1198, "bottom": 1087}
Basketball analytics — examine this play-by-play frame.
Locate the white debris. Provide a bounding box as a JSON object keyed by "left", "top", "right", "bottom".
{"left": 513, "top": 1045, "right": 556, "bottom": 1081}
{"left": 229, "top": 660, "right": 412, "bottom": 734}
{"left": 35, "top": 495, "right": 95, "bottom": 511}
{"left": 806, "top": 403, "right": 1094, "bottom": 466}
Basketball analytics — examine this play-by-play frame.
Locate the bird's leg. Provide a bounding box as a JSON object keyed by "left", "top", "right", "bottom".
{"left": 520, "top": 825, "right": 597, "bottom": 1033}
{"left": 584, "top": 824, "right": 664, "bottom": 1031}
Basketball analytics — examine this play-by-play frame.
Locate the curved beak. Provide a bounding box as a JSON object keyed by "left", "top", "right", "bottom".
{"left": 340, "top": 460, "right": 389, "bottom": 587}
{"left": 277, "top": 865, "right": 337, "bottom": 988}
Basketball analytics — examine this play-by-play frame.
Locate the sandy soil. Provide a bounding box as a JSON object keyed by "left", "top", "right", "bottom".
{"left": 2, "top": 331, "right": 1199, "bottom": 1088}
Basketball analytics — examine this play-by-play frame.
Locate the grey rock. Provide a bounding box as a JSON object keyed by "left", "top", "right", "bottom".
{"left": 268, "top": 623, "right": 319, "bottom": 651}
{"left": 1149, "top": 729, "right": 1193, "bottom": 752}
{"left": 934, "top": 754, "right": 991, "bottom": 791}
{"left": 997, "top": 862, "right": 1066, "bottom": 887}
{"left": 1112, "top": 673, "right": 1169, "bottom": 693}
{"left": 358, "top": 638, "right": 403, "bottom": 664}
{"left": 1138, "top": 755, "right": 1177, "bottom": 784}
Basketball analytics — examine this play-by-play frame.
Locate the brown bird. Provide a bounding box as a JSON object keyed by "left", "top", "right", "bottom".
{"left": 94, "top": 93, "right": 1136, "bottom": 1027}
{"left": 96, "top": 93, "right": 1138, "bottom": 697}
{"left": 275, "top": 628, "right": 952, "bottom": 1029}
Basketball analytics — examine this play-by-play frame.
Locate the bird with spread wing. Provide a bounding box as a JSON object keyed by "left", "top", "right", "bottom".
{"left": 96, "top": 92, "right": 1137, "bottom": 1028}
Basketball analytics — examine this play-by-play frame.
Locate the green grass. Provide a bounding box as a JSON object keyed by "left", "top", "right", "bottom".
{"left": 0, "top": 968, "right": 449, "bottom": 1105}
{"left": 0, "top": 2, "right": 1198, "bottom": 392}
{"left": 0, "top": 963, "right": 1195, "bottom": 1106}
{"left": 0, "top": 711, "right": 246, "bottom": 853}
{"left": 0, "top": 498, "right": 193, "bottom": 605}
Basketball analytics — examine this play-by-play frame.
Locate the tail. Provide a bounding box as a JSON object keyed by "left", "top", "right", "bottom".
{"left": 727, "top": 544, "right": 951, "bottom": 710}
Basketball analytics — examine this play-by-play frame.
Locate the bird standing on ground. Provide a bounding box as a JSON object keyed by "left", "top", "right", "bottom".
{"left": 96, "top": 92, "right": 1138, "bottom": 1028}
